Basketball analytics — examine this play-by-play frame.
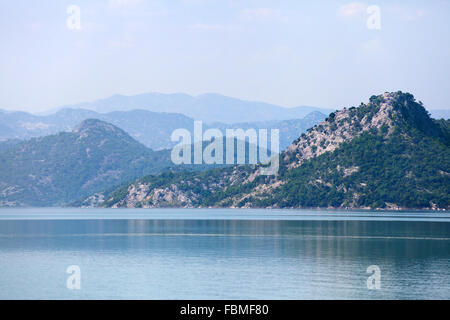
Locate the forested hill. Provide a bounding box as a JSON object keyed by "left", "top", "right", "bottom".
{"left": 0, "top": 119, "right": 172, "bottom": 207}
{"left": 86, "top": 92, "right": 449, "bottom": 210}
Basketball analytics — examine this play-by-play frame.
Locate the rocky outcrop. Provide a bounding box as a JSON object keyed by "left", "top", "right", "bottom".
{"left": 84, "top": 92, "right": 450, "bottom": 210}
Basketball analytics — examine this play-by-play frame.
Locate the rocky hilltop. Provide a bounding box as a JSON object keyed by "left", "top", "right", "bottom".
{"left": 285, "top": 92, "right": 442, "bottom": 166}
{"left": 82, "top": 92, "right": 450, "bottom": 210}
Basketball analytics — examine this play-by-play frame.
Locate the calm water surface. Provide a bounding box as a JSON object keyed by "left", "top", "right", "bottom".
{"left": 0, "top": 208, "right": 449, "bottom": 299}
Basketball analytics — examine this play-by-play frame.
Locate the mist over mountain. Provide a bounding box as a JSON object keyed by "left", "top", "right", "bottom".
{"left": 209, "top": 111, "right": 326, "bottom": 150}
{"left": 0, "top": 139, "right": 21, "bottom": 153}
{"left": 0, "top": 108, "right": 194, "bottom": 150}
{"left": 0, "top": 108, "right": 327, "bottom": 151}
{"left": 54, "top": 92, "right": 333, "bottom": 123}
{"left": 87, "top": 92, "right": 449, "bottom": 210}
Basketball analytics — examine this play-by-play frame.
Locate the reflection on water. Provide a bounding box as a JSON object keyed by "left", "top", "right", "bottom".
{"left": 0, "top": 214, "right": 449, "bottom": 299}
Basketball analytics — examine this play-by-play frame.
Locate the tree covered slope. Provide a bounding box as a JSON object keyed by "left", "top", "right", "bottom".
{"left": 0, "top": 119, "right": 172, "bottom": 207}
{"left": 87, "top": 92, "right": 449, "bottom": 210}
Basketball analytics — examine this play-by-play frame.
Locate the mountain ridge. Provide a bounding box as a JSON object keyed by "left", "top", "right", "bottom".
{"left": 85, "top": 92, "right": 450, "bottom": 210}
{"left": 50, "top": 92, "right": 333, "bottom": 123}
{"left": 0, "top": 118, "right": 291, "bottom": 207}
{"left": 0, "top": 119, "right": 173, "bottom": 207}
{"left": 0, "top": 108, "right": 327, "bottom": 151}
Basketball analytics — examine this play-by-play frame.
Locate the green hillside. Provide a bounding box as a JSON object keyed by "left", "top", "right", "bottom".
{"left": 90, "top": 92, "right": 449, "bottom": 210}
{"left": 0, "top": 119, "right": 172, "bottom": 206}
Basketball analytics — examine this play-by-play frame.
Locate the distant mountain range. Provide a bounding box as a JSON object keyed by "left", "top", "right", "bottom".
{"left": 0, "top": 108, "right": 327, "bottom": 151}
{"left": 51, "top": 92, "right": 333, "bottom": 123}
{"left": 0, "top": 108, "right": 195, "bottom": 150}
{"left": 1, "top": 114, "right": 323, "bottom": 206}
{"left": 1, "top": 91, "right": 448, "bottom": 209}
{"left": 84, "top": 92, "right": 450, "bottom": 210}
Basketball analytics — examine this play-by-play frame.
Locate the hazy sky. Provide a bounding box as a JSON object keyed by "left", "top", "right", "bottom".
{"left": 1, "top": 0, "right": 449, "bottom": 112}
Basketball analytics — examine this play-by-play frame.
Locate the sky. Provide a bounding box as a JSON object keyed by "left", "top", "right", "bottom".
{"left": 0, "top": 0, "right": 449, "bottom": 113}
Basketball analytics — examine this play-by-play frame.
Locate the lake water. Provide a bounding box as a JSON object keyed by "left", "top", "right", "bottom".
{"left": 0, "top": 208, "right": 449, "bottom": 300}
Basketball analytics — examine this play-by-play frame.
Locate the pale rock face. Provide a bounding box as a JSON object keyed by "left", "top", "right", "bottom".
{"left": 342, "top": 166, "right": 360, "bottom": 177}
{"left": 81, "top": 193, "right": 105, "bottom": 208}
{"left": 20, "top": 122, "right": 50, "bottom": 130}
{"left": 111, "top": 183, "right": 197, "bottom": 208}
{"left": 286, "top": 93, "right": 396, "bottom": 168}
{"left": 100, "top": 93, "right": 401, "bottom": 208}
{"left": 88, "top": 92, "right": 447, "bottom": 210}
{"left": 0, "top": 183, "right": 24, "bottom": 197}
